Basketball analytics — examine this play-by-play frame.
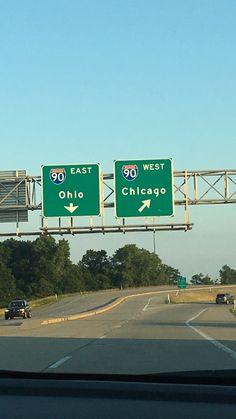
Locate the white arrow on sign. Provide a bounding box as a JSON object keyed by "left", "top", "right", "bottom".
{"left": 138, "top": 199, "right": 151, "bottom": 213}
{"left": 64, "top": 203, "right": 79, "bottom": 214}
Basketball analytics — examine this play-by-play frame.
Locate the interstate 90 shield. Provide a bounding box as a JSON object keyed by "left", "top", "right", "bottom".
{"left": 49, "top": 168, "right": 66, "bottom": 185}
{"left": 121, "top": 164, "right": 138, "bottom": 181}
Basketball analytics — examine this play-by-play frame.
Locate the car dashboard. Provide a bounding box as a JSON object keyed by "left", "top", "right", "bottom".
{"left": 1, "top": 370, "right": 236, "bottom": 418}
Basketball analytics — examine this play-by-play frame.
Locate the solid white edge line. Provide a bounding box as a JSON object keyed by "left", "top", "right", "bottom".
{"left": 49, "top": 356, "right": 72, "bottom": 369}
{"left": 186, "top": 308, "right": 236, "bottom": 360}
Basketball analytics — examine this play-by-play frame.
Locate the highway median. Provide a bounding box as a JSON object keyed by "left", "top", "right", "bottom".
{"left": 40, "top": 287, "right": 182, "bottom": 325}
{"left": 41, "top": 296, "right": 127, "bottom": 325}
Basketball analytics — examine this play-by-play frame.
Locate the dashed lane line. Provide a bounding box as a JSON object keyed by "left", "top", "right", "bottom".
{"left": 48, "top": 356, "right": 72, "bottom": 369}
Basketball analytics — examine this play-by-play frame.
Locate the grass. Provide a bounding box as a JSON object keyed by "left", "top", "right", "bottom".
{"left": 29, "top": 294, "right": 61, "bottom": 309}
{"left": 170, "top": 287, "right": 236, "bottom": 304}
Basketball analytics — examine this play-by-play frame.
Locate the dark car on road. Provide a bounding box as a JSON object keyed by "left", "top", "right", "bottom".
{"left": 215, "top": 293, "right": 234, "bottom": 305}
{"left": 4, "top": 300, "right": 32, "bottom": 320}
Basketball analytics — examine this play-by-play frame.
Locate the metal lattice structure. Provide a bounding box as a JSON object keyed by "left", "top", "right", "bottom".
{"left": 0, "top": 171, "right": 28, "bottom": 223}
{"left": 0, "top": 169, "right": 236, "bottom": 236}
{"left": 174, "top": 170, "right": 236, "bottom": 205}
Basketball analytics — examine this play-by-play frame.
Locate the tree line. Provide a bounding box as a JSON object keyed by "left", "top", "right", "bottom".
{"left": 0, "top": 236, "right": 180, "bottom": 306}
{"left": 0, "top": 236, "right": 234, "bottom": 306}
{"left": 190, "top": 266, "right": 236, "bottom": 286}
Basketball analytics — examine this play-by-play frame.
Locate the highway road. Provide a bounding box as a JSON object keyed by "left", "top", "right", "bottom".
{"left": 0, "top": 288, "right": 236, "bottom": 375}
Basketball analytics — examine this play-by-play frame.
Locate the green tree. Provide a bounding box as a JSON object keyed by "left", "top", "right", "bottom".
{"left": 2, "top": 240, "right": 34, "bottom": 295}
{"left": 160, "top": 264, "right": 180, "bottom": 285}
{"left": 219, "top": 265, "right": 236, "bottom": 284}
{"left": 0, "top": 261, "right": 18, "bottom": 306}
{"left": 79, "top": 250, "right": 112, "bottom": 290}
{"left": 60, "top": 263, "right": 86, "bottom": 294}
{"left": 111, "top": 244, "right": 163, "bottom": 288}
{"left": 191, "top": 273, "right": 213, "bottom": 285}
{"left": 81, "top": 250, "right": 110, "bottom": 274}
{"left": 29, "top": 236, "right": 76, "bottom": 297}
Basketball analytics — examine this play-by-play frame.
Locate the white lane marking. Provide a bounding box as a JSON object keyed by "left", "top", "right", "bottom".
{"left": 49, "top": 356, "right": 72, "bottom": 369}
{"left": 186, "top": 308, "right": 208, "bottom": 324}
{"left": 186, "top": 308, "right": 236, "bottom": 360}
{"left": 143, "top": 298, "right": 151, "bottom": 311}
{"left": 97, "top": 321, "right": 127, "bottom": 339}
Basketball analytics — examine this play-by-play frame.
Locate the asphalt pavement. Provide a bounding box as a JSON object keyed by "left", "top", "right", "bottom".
{"left": 0, "top": 290, "right": 236, "bottom": 374}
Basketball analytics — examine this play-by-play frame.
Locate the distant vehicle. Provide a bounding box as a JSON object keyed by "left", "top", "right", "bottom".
{"left": 4, "top": 300, "right": 32, "bottom": 320}
{"left": 215, "top": 293, "right": 234, "bottom": 305}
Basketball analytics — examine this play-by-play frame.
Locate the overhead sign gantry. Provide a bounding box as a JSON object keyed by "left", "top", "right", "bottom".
{"left": 7, "top": 161, "right": 236, "bottom": 236}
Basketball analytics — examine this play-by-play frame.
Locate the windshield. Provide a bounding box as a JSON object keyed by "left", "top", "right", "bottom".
{"left": 0, "top": 1, "right": 236, "bottom": 378}
{"left": 9, "top": 301, "right": 25, "bottom": 308}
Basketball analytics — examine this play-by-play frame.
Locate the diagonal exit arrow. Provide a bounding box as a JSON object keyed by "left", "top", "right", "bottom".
{"left": 64, "top": 203, "right": 79, "bottom": 214}
{"left": 138, "top": 199, "right": 151, "bottom": 213}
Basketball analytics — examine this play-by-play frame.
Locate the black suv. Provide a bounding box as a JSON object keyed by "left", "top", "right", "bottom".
{"left": 216, "top": 293, "right": 234, "bottom": 305}
{"left": 5, "top": 300, "right": 32, "bottom": 320}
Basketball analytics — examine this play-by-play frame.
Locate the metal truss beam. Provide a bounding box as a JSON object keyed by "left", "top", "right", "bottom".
{"left": 0, "top": 169, "right": 236, "bottom": 236}
{"left": 0, "top": 223, "right": 192, "bottom": 237}
{"left": 24, "top": 170, "right": 236, "bottom": 210}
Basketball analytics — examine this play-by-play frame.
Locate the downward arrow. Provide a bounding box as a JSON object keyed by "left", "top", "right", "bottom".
{"left": 138, "top": 199, "right": 151, "bottom": 213}
{"left": 64, "top": 203, "right": 79, "bottom": 214}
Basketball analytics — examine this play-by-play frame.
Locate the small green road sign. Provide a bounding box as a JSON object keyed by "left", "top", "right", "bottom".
{"left": 114, "top": 159, "right": 174, "bottom": 217}
{"left": 177, "top": 276, "right": 187, "bottom": 289}
{"left": 42, "top": 164, "right": 101, "bottom": 217}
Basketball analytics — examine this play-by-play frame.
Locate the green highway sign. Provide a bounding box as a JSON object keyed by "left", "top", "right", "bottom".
{"left": 177, "top": 276, "right": 187, "bottom": 289}
{"left": 42, "top": 164, "right": 101, "bottom": 217}
{"left": 114, "top": 159, "right": 174, "bottom": 218}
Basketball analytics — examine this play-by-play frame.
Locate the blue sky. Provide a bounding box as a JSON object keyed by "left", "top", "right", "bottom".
{"left": 0, "top": 0, "right": 236, "bottom": 281}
